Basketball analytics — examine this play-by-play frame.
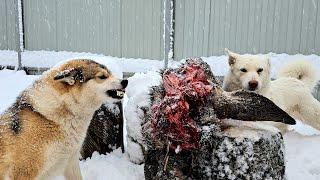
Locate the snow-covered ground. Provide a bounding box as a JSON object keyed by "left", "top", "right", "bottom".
{"left": 0, "top": 50, "right": 172, "bottom": 73}
{"left": 2, "top": 50, "right": 320, "bottom": 78}
{"left": 1, "top": 50, "right": 320, "bottom": 179}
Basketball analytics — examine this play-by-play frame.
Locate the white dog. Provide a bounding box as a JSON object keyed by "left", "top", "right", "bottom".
{"left": 223, "top": 49, "right": 320, "bottom": 132}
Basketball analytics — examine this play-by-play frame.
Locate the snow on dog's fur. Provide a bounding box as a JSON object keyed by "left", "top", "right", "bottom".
{"left": 223, "top": 49, "right": 320, "bottom": 132}
{"left": 0, "top": 59, "right": 127, "bottom": 179}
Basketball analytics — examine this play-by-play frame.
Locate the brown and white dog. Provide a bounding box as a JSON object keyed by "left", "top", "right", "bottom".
{"left": 223, "top": 49, "right": 320, "bottom": 132}
{"left": 0, "top": 59, "right": 127, "bottom": 179}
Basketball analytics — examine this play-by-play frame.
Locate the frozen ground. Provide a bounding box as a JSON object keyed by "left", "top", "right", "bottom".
{"left": 1, "top": 50, "right": 320, "bottom": 179}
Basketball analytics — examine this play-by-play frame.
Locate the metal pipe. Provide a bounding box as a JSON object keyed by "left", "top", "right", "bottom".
{"left": 14, "top": 0, "right": 23, "bottom": 70}
{"left": 163, "top": 0, "right": 175, "bottom": 68}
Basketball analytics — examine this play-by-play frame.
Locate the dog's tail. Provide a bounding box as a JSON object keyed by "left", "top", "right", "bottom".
{"left": 278, "top": 60, "right": 319, "bottom": 91}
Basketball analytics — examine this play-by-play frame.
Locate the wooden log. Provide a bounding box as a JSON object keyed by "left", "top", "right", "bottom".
{"left": 81, "top": 102, "right": 123, "bottom": 159}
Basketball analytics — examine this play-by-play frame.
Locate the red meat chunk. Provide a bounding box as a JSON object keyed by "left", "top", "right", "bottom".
{"left": 151, "top": 59, "right": 213, "bottom": 151}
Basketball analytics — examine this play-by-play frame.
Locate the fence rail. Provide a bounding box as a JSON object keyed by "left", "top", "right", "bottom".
{"left": 1, "top": 0, "right": 320, "bottom": 61}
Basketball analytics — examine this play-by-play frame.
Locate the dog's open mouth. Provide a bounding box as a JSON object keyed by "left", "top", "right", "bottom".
{"left": 107, "top": 89, "right": 125, "bottom": 99}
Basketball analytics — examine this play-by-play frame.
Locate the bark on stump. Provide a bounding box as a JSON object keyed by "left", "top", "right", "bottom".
{"left": 81, "top": 102, "right": 123, "bottom": 159}
{"left": 144, "top": 124, "right": 285, "bottom": 180}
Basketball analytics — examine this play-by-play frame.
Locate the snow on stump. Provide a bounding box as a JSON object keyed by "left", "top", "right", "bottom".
{"left": 142, "top": 58, "right": 295, "bottom": 179}
{"left": 81, "top": 102, "right": 123, "bottom": 159}
{"left": 124, "top": 71, "right": 162, "bottom": 164}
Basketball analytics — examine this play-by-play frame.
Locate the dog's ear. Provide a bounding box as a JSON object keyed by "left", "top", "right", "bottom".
{"left": 54, "top": 68, "right": 84, "bottom": 85}
{"left": 225, "top": 48, "right": 239, "bottom": 66}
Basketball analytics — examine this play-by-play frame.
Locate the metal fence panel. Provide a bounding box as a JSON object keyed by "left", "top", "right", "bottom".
{"left": 2, "top": 0, "right": 320, "bottom": 60}
{"left": 121, "top": 0, "right": 163, "bottom": 59}
{"left": 23, "top": 0, "right": 163, "bottom": 60}
{"left": 0, "top": 0, "right": 17, "bottom": 50}
{"left": 0, "top": 1, "right": 7, "bottom": 49}
{"left": 174, "top": 0, "right": 320, "bottom": 60}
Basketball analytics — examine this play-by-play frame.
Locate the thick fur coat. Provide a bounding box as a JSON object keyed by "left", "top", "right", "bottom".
{"left": 223, "top": 49, "right": 320, "bottom": 132}
{"left": 0, "top": 59, "right": 127, "bottom": 179}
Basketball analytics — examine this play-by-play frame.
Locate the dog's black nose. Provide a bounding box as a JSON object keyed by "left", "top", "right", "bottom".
{"left": 121, "top": 79, "right": 128, "bottom": 88}
{"left": 248, "top": 80, "right": 258, "bottom": 90}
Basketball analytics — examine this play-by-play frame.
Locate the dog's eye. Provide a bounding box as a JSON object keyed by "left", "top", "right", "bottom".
{"left": 240, "top": 68, "right": 247, "bottom": 72}
{"left": 257, "top": 68, "right": 263, "bottom": 73}
{"left": 98, "top": 75, "right": 107, "bottom": 79}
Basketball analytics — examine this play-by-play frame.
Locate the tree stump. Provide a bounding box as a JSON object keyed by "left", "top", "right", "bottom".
{"left": 144, "top": 123, "right": 285, "bottom": 179}
{"left": 142, "top": 58, "right": 293, "bottom": 180}
{"left": 81, "top": 102, "right": 123, "bottom": 159}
